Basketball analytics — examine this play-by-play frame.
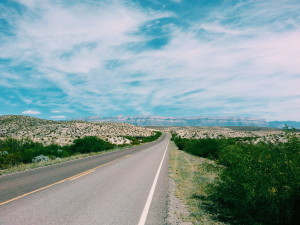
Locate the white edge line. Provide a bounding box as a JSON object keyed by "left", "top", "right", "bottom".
{"left": 137, "top": 141, "right": 169, "bottom": 225}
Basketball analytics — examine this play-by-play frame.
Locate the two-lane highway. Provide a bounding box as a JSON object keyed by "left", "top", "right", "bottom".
{"left": 0, "top": 134, "right": 170, "bottom": 225}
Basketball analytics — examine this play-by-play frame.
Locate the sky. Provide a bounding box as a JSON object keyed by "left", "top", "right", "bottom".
{"left": 0, "top": 0, "right": 300, "bottom": 121}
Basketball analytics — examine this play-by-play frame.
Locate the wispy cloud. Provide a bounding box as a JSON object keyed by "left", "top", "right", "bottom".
{"left": 50, "top": 115, "right": 66, "bottom": 119}
{"left": 51, "top": 110, "right": 61, "bottom": 113}
{"left": 22, "top": 110, "right": 41, "bottom": 115}
{"left": 0, "top": 0, "right": 300, "bottom": 120}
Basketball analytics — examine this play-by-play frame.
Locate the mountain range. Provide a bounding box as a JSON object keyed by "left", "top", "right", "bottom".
{"left": 73, "top": 116, "right": 300, "bottom": 128}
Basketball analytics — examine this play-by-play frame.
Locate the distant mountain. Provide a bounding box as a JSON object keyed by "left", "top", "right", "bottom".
{"left": 72, "top": 116, "right": 300, "bottom": 128}
{"left": 268, "top": 121, "right": 300, "bottom": 129}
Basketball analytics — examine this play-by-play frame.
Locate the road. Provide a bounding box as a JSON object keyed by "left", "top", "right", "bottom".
{"left": 0, "top": 134, "right": 170, "bottom": 225}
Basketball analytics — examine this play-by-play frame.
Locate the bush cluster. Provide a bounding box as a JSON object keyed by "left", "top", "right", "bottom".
{"left": 70, "top": 136, "right": 114, "bottom": 153}
{"left": 171, "top": 134, "right": 245, "bottom": 159}
{"left": 0, "top": 132, "right": 163, "bottom": 170}
{"left": 0, "top": 138, "right": 72, "bottom": 168}
{"left": 124, "top": 131, "right": 162, "bottom": 145}
{"left": 172, "top": 133, "right": 300, "bottom": 225}
{"left": 0, "top": 136, "right": 113, "bottom": 169}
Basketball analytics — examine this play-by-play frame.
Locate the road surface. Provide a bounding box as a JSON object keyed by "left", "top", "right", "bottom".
{"left": 0, "top": 134, "right": 170, "bottom": 225}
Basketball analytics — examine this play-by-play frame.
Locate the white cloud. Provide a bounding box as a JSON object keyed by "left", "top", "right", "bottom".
{"left": 50, "top": 115, "right": 66, "bottom": 119}
{"left": 22, "top": 110, "right": 41, "bottom": 115}
{"left": 1, "top": 0, "right": 300, "bottom": 120}
{"left": 51, "top": 110, "right": 61, "bottom": 113}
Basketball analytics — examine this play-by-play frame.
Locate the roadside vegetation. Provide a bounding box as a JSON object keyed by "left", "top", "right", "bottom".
{"left": 0, "top": 131, "right": 162, "bottom": 174}
{"left": 123, "top": 131, "right": 162, "bottom": 145}
{"left": 171, "top": 128, "right": 299, "bottom": 225}
{"left": 169, "top": 141, "right": 226, "bottom": 225}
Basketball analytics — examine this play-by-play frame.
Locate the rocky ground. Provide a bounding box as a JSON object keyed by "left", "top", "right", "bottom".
{"left": 158, "top": 126, "right": 291, "bottom": 143}
{"left": 167, "top": 178, "right": 192, "bottom": 225}
{"left": 0, "top": 115, "right": 155, "bottom": 146}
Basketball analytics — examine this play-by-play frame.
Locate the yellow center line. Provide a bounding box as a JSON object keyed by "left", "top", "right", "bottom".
{"left": 0, "top": 179, "right": 68, "bottom": 207}
{"left": 93, "top": 155, "right": 132, "bottom": 169}
{"left": 68, "top": 169, "right": 95, "bottom": 180}
{"left": 0, "top": 154, "right": 132, "bottom": 206}
{"left": 68, "top": 170, "right": 95, "bottom": 181}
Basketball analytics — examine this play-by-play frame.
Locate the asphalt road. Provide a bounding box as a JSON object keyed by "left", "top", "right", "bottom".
{"left": 0, "top": 134, "right": 170, "bottom": 225}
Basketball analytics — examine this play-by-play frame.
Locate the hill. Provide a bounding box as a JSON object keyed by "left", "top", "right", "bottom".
{"left": 0, "top": 115, "right": 155, "bottom": 146}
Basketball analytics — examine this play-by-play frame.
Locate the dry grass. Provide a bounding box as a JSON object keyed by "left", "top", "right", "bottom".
{"left": 169, "top": 141, "right": 227, "bottom": 225}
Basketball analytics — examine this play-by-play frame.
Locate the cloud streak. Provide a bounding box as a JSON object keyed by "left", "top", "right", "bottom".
{"left": 22, "top": 110, "right": 41, "bottom": 115}
{"left": 0, "top": 0, "right": 300, "bottom": 120}
{"left": 50, "top": 115, "right": 66, "bottom": 119}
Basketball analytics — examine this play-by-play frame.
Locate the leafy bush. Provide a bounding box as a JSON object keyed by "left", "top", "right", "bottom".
{"left": 185, "top": 139, "right": 221, "bottom": 159}
{"left": 210, "top": 137, "right": 300, "bottom": 224}
{"left": 70, "top": 136, "right": 114, "bottom": 153}
{"left": 44, "top": 144, "right": 71, "bottom": 158}
{"left": 0, "top": 152, "right": 21, "bottom": 168}
{"left": 0, "top": 136, "right": 111, "bottom": 169}
{"left": 172, "top": 135, "right": 239, "bottom": 159}
{"left": 172, "top": 133, "right": 300, "bottom": 224}
{"left": 124, "top": 131, "right": 162, "bottom": 145}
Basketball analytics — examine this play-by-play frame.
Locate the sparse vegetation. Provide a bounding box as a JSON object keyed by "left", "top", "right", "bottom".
{"left": 0, "top": 115, "right": 156, "bottom": 146}
{"left": 159, "top": 126, "right": 292, "bottom": 143}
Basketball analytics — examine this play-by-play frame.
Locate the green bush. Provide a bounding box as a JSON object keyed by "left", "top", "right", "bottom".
{"left": 0, "top": 152, "right": 21, "bottom": 168}
{"left": 0, "top": 136, "right": 115, "bottom": 169}
{"left": 172, "top": 133, "right": 300, "bottom": 224}
{"left": 124, "top": 131, "right": 162, "bottom": 145}
{"left": 209, "top": 137, "right": 300, "bottom": 225}
{"left": 171, "top": 135, "right": 190, "bottom": 150}
{"left": 44, "top": 144, "right": 71, "bottom": 158}
{"left": 70, "top": 136, "right": 114, "bottom": 153}
{"left": 0, "top": 138, "right": 73, "bottom": 168}
{"left": 21, "top": 148, "right": 40, "bottom": 163}
{"left": 172, "top": 135, "right": 238, "bottom": 159}
{"left": 185, "top": 139, "right": 221, "bottom": 159}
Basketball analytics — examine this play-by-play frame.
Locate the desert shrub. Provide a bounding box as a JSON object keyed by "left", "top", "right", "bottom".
{"left": 172, "top": 133, "right": 300, "bottom": 224}
{"left": 209, "top": 136, "right": 300, "bottom": 225}
{"left": 0, "top": 138, "right": 72, "bottom": 168}
{"left": 44, "top": 144, "right": 71, "bottom": 158}
{"left": 32, "top": 155, "right": 50, "bottom": 163}
{"left": 70, "top": 136, "right": 114, "bottom": 153}
{"left": 0, "top": 152, "right": 21, "bottom": 168}
{"left": 21, "top": 148, "right": 41, "bottom": 163}
{"left": 0, "top": 136, "right": 116, "bottom": 169}
{"left": 124, "top": 136, "right": 141, "bottom": 145}
{"left": 171, "top": 135, "right": 191, "bottom": 150}
{"left": 172, "top": 135, "right": 237, "bottom": 159}
{"left": 185, "top": 139, "right": 221, "bottom": 159}
{"left": 21, "top": 139, "right": 43, "bottom": 150}
{"left": 124, "top": 131, "right": 162, "bottom": 145}
{"left": 141, "top": 131, "right": 162, "bottom": 142}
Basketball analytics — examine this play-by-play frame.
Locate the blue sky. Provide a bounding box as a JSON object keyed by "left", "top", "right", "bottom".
{"left": 0, "top": 0, "right": 300, "bottom": 121}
